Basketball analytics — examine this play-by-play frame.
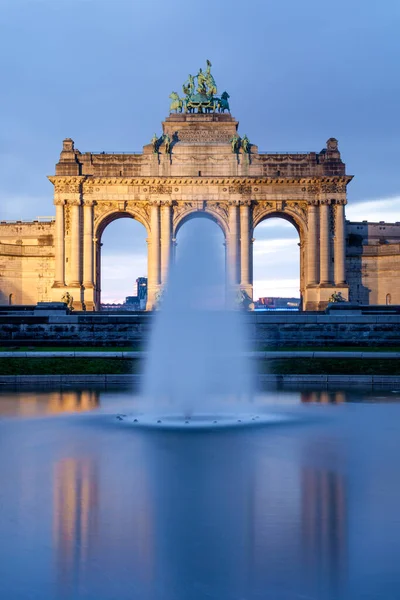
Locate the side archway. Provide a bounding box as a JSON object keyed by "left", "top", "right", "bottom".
{"left": 92, "top": 210, "right": 149, "bottom": 310}
{"left": 252, "top": 206, "right": 308, "bottom": 309}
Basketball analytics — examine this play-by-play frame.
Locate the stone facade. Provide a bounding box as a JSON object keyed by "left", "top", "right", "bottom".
{"left": 0, "top": 221, "right": 55, "bottom": 305}
{"left": 47, "top": 114, "right": 351, "bottom": 311}
{"left": 0, "top": 112, "right": 399, "bottom": 310}
{"left": 346, "top": 221, "right": 400, "bottom": 305}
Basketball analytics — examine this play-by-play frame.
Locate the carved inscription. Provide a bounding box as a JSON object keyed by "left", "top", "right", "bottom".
{"left": 176, "top": 128, "right": 233, "bottom": 143}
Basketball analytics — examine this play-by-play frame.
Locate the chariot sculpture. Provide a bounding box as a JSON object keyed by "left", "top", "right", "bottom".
{"left": 169, "top": 60, "right": 230, "bottom": 114}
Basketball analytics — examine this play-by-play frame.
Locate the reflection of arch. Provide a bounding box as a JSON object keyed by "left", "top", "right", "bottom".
{"left": 386, "top": 293, "right": 392, "bottom": 305}
{"left": 93, "top": 210, "right": 149, "bottom": 310}
{"left": 173, "top": 208, "right": 227, "bottom": 238}
{"left": 8, "top": 293, "right": 13, "bottom": 306}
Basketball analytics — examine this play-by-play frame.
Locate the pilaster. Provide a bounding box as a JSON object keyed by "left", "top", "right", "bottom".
{"left": 160, "top": 200, "right": 173, "bottom": 285}
{"left": 53, "top": 200, "right": 65, "bottom": 287}
{"left": 227, "top": 200, "right": 240, "bottom": 287}
{"left": 146, "top": 200, "right": 161, "bottom": 310}
{"left": 239, "top": 200, "right": 253, "bottom": 299}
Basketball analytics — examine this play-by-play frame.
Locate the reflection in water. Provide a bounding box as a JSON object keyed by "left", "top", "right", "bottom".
{"left": 302, "top": 390, "right": 346, "bottom": 404}
{"left": 53, "top": 458, "right": 99, "bottom": 597}
{"left": 302, "top": 469, "right": 347, "bottom": 596}
{"left": 0, "top": 389, "right": 99, "bottom": 417}
{"left": 49, "top": 431, "right": 349, "bottom": 599}
{"left": 1, "top": 394, "right": 400, "bottom": 598}
{"left": 52, "top": 444, "right": 155, "bottom": 599}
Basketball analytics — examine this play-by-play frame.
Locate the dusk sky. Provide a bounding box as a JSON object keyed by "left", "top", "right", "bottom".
{"left": 1, "top": 0, "right": 399, "bottom": 302}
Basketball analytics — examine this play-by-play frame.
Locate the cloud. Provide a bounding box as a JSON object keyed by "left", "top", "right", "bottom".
{"left": 346, "top": 195, "right": 400, "bottom": 223}
{"left": 253, "top": 278, "right": 300, "bottom": 299}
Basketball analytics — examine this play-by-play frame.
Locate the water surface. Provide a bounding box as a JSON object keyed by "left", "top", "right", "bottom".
{"left": 0, "top": 387, "right": 399, "bottom": 599}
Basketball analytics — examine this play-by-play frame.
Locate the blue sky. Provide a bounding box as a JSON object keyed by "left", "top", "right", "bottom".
{"left": 1, "top": 0, "right": 399, "bottom": 302}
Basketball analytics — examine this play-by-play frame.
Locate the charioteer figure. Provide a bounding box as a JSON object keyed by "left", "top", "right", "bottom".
{"left": 169, "top": 60, "right": 230, "bottom": 115}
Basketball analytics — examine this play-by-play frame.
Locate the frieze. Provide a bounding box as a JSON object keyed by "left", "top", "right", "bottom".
{"left": 149, "top": 185, "right": 173, "bottom": 194}
{"left": 321, "top": 182, "right": 347, "bottom": 194}
{"left": 60, "top": 175, "right": 352, "bottom": 188}
{"left": 229, "top": 185, "right": 252, "bottom": 195}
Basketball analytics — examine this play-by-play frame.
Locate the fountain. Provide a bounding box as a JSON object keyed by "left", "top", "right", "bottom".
{"left": 121, "top": 219, "right": 292, "bottom": 429}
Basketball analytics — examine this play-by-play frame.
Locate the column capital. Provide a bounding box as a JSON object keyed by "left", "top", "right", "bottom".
{"left": 228, "top": 199, "right": 240, "bottom": 207}
{"left": 161, "top": 199, "right": 173, "bottom": 207}
{"left": 54, "top": 198, "right": 66, "bottom": 206}
{"left": 83, "top": 199, "right": 96, "bottom": 207}
{"left": 148, "top": 199, "right": 162, "bottom": 207}
{"left": 239, "top": 199, "right": 252, "bottom": 207}
{"left": 66, "top": 198, "right": 82, "bottom": 207}
{"left": 48, "top": 175, "right": 87, "bottom": 194}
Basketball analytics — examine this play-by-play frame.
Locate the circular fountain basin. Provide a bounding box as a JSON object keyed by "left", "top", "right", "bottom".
{"left": 117, "top": 412, "right": 296, "bottom": 430}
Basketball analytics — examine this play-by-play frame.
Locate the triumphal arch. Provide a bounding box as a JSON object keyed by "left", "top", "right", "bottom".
{"left": 48, "top": 61, "right": 351, "bottom": 311}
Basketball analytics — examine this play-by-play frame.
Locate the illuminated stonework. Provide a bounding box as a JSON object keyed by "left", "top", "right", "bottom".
{"left": 1, "top": 113, "right": 399, "bottom": 310}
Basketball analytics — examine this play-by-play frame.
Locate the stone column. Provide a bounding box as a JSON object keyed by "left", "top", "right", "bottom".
{"left": 240, "top": 201, "right": 252, "bottom": 295}
{"left": 227, "top": 201, "right": 239, "bottom": 285}
{"left": 147, "top": 201, "right": 161, "bottom": 308}
{"left": 83, "top": 200, "right": 94, "bottom": 287}
{"left": 334, "top": 202, "right": 346, "bottom": 284}
{"left": 307, "top": 203, "right": 318, "bottom": 285}
{"left": 54, "top": 200, "right": 65, "bottom": 287}
{"left": 319, "top": 202, "right": 331, "bottom": 284}
{"left": 160, "top": 201, "right": 172, "bottom": 285}
{"left": 69, "top": 200, "right": 81, "bottom": 286}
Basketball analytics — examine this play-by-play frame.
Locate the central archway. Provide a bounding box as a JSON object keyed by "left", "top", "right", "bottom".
{"left": 175, "top": 214, "right": 226, "bottom": 304}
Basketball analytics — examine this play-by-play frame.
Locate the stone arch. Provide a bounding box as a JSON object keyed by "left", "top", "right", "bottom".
{"left": 94, "top": 208, "right": 150, "bottom": 241}
{"left": 252, "top": 206, "right": 308, "bottom": 241}
{"left": 173, "top": 207, "right": 228, "bottom": 239}
{"left": 93, "top": 208, "right": 149, "bottom": 310}
{"left": 252, "top": 205, "right": 308, "bottom": 307}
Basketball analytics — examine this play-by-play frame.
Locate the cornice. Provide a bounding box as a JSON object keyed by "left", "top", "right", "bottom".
{"left": 48, "top": 176, "right": 87, "bottom": 186}
{"left": 75, "top": 175, "right": 353, "bottom": 187}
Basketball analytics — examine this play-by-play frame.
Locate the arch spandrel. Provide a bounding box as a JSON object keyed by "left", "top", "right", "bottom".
{"left": 93, "top": 205, "right": 150, "bottom": 240}
{"left": 252, "top": 201, "right": 308, "bottom": 241}
{"left": 173, "top": 204, "right": 229, "bottom": 238}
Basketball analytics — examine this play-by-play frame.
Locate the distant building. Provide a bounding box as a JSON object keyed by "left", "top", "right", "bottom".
{"left": 123, "top": 277, "right": 148, "bottom": 310}
{"left": 255, "top": 297, "right": 301, "bottom": 310}
{"left": 136, "top": 277, "right": 148, "bottom": 310}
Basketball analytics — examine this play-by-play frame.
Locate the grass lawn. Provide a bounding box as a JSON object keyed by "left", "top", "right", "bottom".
{"left": 0, "top": 357, "right": 399, "bottom": 376}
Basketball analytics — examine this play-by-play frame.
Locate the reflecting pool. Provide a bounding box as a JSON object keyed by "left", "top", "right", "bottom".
{"left": 0, "top": 387, "right": 400, "bottom": 599}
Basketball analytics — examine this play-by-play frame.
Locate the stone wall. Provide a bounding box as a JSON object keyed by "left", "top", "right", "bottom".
{"left": 1, "top": 308, "right": 400, "bottom": 347}
{"left": 346, "top": 221, "right": 400, "bottom": 305}
{"left": 0, "top": 221, "right": 55, "bottom": 305}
